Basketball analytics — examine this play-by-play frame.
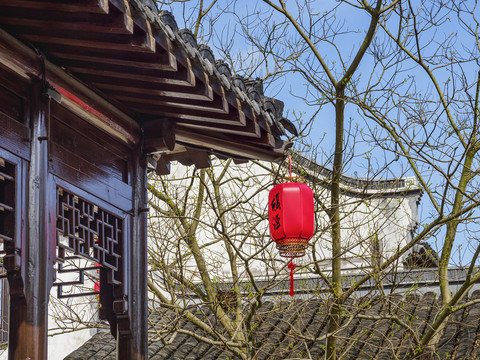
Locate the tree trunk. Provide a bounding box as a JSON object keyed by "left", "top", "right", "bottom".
{"left": 326, "top": 89, "right": 345, "bottom": 360}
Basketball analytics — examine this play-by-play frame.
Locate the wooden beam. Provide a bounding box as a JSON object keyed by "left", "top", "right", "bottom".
{"left": 178, "top": 119, "right": 260, "bottom": 137}
{"left": 179, "top": 120, "right": 274, "bottom": 146}
{"left": 0, "top": 28, "right": 140, "bottom": 146}
{"left": 183, "top": 57, "right": 195, "bottom": 87}
{"left": 57, "top": 53, "right": 192, "bottom": 86}
{"left": 20, "top": 31, "right": 155, "bottom": 53}
{"left": 113, "top": 94, "right": 228, "bottom": 113}
{"left": 78, "top": 66, "right": 203, "bottom": 94}
{"left": 95, "top": 82, "right": 213, "bottom": 101}
{"left": 0, "top": 0, "right": 109, "bottom": 14}
{"left": 67, "top": 67, "right": 192, "bottom": 87}
{"left": 50, "top": 50, "right": 176, "bottom": 71}
{"left": 137, "top": 100, "right": 246, "bottom": 126}
{"left": 0, "top": 4, "right": 131, "bottom": 34}
{"left": 110, "top": 86, "right": 229, "bottom": 113}
{"left": 188, "top": 59, "right": 261, "bottom": 128}
{"left": 175, "top": 127, "right": 286, "bottom": 162}
{"left": 143, "top": 109, "right": 244, "bottom": 126}
{"left": 0, "top": 16, "right": 132, "bottom": 35}
{"left": 144, "top": 116, "right": 258, "bottom": 137}
{"left": 182, "top": 48, "right": 264, "bottom": 130}
{"left": 9, "top": 6, "right": 154, "bottom": 52}
{"left": 150, "top": 27, "right": 173, "bottom": 66}
{"left": 230, "top": 131, "right": 276, "bottom": 147}
{"left": 52, "top": 85, "right": 138, "bottom": 147}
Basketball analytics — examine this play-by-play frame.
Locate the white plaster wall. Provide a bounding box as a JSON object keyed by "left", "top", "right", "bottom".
{"left": 0, "top": 326, "right": 96, "bottom": 360}
{"left": 47, "top": 255, "right": 100, "bottom": 359}
{"left": 48, "top": 327, "right": 97, "bottom": 360}
{"left": 0, "top": 253, "right": 102, "bottom": 359}
{"left": 148, "top": 159, "right": 421, "bottom": 285}
{"left": 0, "top": 295, "right": 98, "bottom": 360}
{"left": 309, "top": 191, "right": 418, "bottom": 273}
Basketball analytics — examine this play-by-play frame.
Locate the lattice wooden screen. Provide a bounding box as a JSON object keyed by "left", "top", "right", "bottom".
{"left": 55, "top": 188, "right": 123, "bottom": 298}
{"left": 0, "top": 156, "right": 14, "bottom": 343}
{"left": 0, "top": 157, "right": 15, "bottom": 269}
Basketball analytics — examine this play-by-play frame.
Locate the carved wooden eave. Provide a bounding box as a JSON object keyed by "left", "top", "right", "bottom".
{"left": 0, "top": 0, "right": 295, "bottom": 174}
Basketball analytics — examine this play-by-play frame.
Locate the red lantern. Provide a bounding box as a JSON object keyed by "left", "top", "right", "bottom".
{"left": 269, "top": 158, "right": 314, "bottom": 296}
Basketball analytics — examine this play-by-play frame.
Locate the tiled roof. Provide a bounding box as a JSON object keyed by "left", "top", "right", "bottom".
{"left": 0, "top": 0, "right": 295, "bottom": 172}
{"left": 292, "top": 153, "right": 422, "bottom": 196}
{"left": 65, "top": 290, "right": 480, "bottom": 359}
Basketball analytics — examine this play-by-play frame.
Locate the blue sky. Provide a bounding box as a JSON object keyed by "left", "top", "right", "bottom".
{"left": 161, "top": 0, "right": 480, "bottom": 267}
{"left": 164, "top": 1, "right": 405, "bottom": 158}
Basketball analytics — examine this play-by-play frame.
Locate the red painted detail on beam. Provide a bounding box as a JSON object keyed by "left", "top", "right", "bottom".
{"left": 54, "top": 84, "right": 115, "bottom": 124}
{"left": 51, "top": 83, "right": 138, "bottom": 145}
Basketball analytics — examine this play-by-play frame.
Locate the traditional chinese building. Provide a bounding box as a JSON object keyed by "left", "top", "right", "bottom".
{"left": 0, "top": 1, "right": 294, "bottom": 358}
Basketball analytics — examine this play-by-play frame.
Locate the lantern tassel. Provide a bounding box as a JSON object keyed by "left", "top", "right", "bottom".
{"left": 288, "top": 259, "right": 296, "bottom": 296}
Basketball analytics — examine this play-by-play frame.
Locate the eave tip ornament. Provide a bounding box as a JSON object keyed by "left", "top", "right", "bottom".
{"left": 269, "top": 155, "right": 314, "bottom": 296}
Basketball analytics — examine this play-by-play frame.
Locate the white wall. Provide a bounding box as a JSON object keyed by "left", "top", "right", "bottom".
{"left": 47, "top": 256, "right": 101, "bottom": 359}
{"left": 147, "top": 159, "right": 422, "bottom": 288}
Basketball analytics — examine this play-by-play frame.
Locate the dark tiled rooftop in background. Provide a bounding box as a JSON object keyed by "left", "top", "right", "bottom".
{"left": 65, "top": 290, "right": 480, "bottom": 360}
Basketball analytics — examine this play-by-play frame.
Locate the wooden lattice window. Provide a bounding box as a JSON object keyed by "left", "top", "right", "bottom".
{"left": 55, "top": 188, "right": 123, "bottom": 298}
{"left": 0, "top": 157, "right": 15, "bottom": 256}
{"left": 0, "top": 157, "right": 14, "bottom": 344}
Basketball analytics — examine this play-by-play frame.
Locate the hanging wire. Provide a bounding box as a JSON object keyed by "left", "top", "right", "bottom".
{"left": 288, "top": 154, "right": 292, "bottom": 181}
{"left": 288, "top": 155, "right": 295, "bottom": 296}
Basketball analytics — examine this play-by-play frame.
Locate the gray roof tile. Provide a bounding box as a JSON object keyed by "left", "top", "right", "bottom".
{"left": 66, "top": 293, "right": 480, "bottom": 360}
{"left": 456, "top": 290, "right": 480, "bottom": 358}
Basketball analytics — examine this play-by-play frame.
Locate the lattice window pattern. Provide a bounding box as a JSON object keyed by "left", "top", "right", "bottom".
{"left": 56, "top": 188, "right": 123, "bottom": 290}
{"left": 0, "top": 156, "right": 14, "bottom": 344}
{"left": 54, "top": 255, "right": 99, "bottom": 299}
{"left": 0, "top": 157, "right": 15, "bottom": 276}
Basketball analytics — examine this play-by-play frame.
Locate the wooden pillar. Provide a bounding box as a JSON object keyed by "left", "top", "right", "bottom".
{"left": 117, "top": 152, "right": 148, "bottom": 359}
{"left": 9, "top": 82, "right": 55, "bottom": 360}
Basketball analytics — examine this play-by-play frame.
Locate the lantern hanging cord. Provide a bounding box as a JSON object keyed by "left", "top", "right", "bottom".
{"left": 288, "top": 258, "right": 296, "bottom": 297}
{"left": 288, "top": 155, "right": 292, "bottom": 181}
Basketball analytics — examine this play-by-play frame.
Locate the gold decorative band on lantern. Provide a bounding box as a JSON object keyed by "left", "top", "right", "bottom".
{"left": 276, "top": 238, "right": 309, "bottom": 258}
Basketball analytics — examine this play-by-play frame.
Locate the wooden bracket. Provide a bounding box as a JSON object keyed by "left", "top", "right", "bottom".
{"left": 143, "top": 118, "right": 176, "bottom": 154}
